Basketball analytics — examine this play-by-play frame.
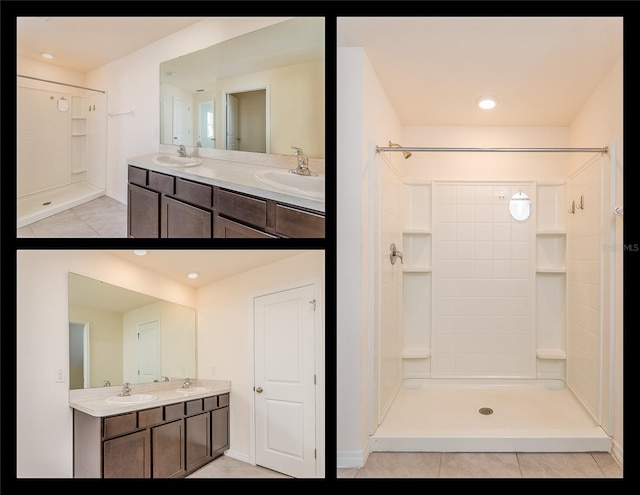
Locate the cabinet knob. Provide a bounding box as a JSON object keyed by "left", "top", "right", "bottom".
{"left": 255, "top": 387, "right": 263, "bottom": 394}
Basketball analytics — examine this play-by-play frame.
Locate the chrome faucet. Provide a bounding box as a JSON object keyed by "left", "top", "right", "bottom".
{"left": 103, "top": 380, "right": 111, "bottom": 387}
{"left": 119, "top": 382, "right": 132, "bottom": 397}
{"left": 177, "top": 144, "right": 189, "bottom": 157}
{"left": 182, "top": 377, "right": 191, "bottom": 389}
{"left": 290, "top": 146, "right": 317, "bottom": 176}
{"left": 161, "top": 376, "right": 170, "bottom": 382}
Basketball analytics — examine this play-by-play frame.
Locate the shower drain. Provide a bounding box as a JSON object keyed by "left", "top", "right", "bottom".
{"left": 479, "top": 407, "right": 494, "bottom": 415}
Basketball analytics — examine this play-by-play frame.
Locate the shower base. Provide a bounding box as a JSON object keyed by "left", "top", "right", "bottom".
{"left": 17, "top": 182, "right": 105, "bottom": 228}
{"left": 370, "top": 379, "right": 611, "bottom": 452}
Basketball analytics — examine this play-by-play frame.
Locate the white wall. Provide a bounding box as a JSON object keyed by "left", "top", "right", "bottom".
{"left": 337, "top": 46, "right": 403, "bottom": 468}
{"left": 16, "top": 251, "right": 196, "bottom": 477}
{"left": 194, "top": 251, "right": 325, "bottom": 471}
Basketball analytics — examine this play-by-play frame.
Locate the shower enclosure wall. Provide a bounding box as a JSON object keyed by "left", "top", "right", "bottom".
{"left": 17, "top": 76, "right": 107, "bottom": 228}
{"left": 372, "top": 148, "right": 615, "bottom": 452}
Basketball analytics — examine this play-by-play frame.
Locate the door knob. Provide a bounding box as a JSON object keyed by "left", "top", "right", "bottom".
{"left": 255, "top": 387, "right": 263, "bottom": 393}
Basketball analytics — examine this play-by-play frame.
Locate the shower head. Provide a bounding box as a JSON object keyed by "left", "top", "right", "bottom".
{"left": 388, "top": 141, "right": 412, "bottom": 159}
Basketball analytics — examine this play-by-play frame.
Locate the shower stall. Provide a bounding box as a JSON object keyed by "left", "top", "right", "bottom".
{"left": 370, "top": 143, "right": 619, "bottom": 452}
{"left": 17, "top": 75, "right": 107, "bottom": 228}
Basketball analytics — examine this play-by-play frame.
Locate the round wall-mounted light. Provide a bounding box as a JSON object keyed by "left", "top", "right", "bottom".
{"left": 134, "top": 250, "right": 147, "bottom": 256}
{"left": 187, "top": 272, "right": 199, "bottom": 279}
{"left": 477, "top": 96, "right": 497, "bottom": 110}
{"left": 41, "top": 53, "right": 54, "bottom": 60}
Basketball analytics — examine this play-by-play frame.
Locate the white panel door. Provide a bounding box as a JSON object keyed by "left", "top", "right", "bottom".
{"left": 226, "top": 94, "right": 239, "bottom": 150}
{"left": 172, "top": 96, "right": 190, "bottom": 145}
{"left": 254, "top": 284, "right": 317, "bottom": 478}
{"left": 137, "top": 320, "right": 160, "bottom": 383}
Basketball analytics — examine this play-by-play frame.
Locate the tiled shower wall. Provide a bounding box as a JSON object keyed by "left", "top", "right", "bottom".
{"left": 567, "top": 156, "right": 603, "bottom": 420}
{"left": 431, "top": 182, "right": 536, "bottom": 378}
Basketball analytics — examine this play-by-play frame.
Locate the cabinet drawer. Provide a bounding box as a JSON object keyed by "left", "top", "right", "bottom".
{"left": 103, "top": 412, "right": 137, "bottom": 439}
{"left": 185, "top": 399, "right": 204, "bottom": 416}
{"left": 218, "top": 189, "right": 267, "bottom": 228}
{"left": 149, "top": 170, "right": 175, "bottom": 194}
{"left": 138, "top": 407, "right": 163, "bottom": 428}
{"left": 175, "top": 178, "right": 213, "bottom": 209}
{"left": 214, "top": 216, "right": 276, "bottom": 238}
{"left": 203, "top": 396, "right": 217, "bottom": 411}
{"left": 128, "top": 166, "right": 148, "bottom": 187}
{"left": 275, "top": 204, "right": 325, "bottom": 238}
{"left": 218, "top": 393, "right": 230, "bottom": 408}
{"left": 165, "top": 403, "right": 184, "bottom": 422}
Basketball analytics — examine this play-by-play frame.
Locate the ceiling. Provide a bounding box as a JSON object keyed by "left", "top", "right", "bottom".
{"left": 16, "top": 17, "right": 206, "bottom": 73}
{"left": 106, "top": 250, "right": 310, "bottom": 289}
{"left": 337, "top": 16, "right": 623, "bottom": 127}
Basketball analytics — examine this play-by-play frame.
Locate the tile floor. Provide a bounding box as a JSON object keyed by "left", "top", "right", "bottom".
{"left": 17, "top": 196, "right": 127, "bottom": 238}
{"left": 337, "top": 451, "right": 623, "bottom": 478}
{"left": 187, "top": 455, "right": 291, "bottom": 478}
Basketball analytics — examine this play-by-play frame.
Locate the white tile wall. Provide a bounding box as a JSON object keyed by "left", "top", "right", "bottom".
{"left": 567, "top": 157, "right": 602, "bottom": 419}
{"left": 432, "top": 182, "right": 536, "bottom": 378}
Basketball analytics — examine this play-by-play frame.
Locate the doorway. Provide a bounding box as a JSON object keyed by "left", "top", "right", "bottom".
{"left": 252, "top": 280, "right": 322, "bottom": 478}
{"left": 225, "top": 88, "right": 268, "bottom": 152}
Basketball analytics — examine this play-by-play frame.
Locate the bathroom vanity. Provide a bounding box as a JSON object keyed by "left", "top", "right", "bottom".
{"left": 70, "top": 383, "right": 230, "bottom": 478}
{"left": 126, "top": 153, "right": 325, "bottom": 238}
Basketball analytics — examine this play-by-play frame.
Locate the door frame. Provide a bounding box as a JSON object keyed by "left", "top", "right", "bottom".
{"left": 248, "top": 277, "right": 324, "bottom": 478}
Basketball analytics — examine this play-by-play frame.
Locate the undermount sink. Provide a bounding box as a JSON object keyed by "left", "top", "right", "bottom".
{"left": 255, "top": 169, "right": 324, "bottom": 200}
{"left": 105, "top": 394, "right": 157, "bottom": 404}
{"left": 175, "top": 386, "right": 212, "bottom": 395}
{"left": 152, "top": 154, "right": 202, "bottom": 168}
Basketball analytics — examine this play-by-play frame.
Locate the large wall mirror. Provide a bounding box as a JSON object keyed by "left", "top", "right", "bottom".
{"left": 159, "top": 17, "right": 325, "bottom": 159}
{"left": 68, "top": 273, "right": 196, "bottom": 390}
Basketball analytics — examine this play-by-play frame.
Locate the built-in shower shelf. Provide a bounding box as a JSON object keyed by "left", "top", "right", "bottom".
{"left": 536, "top": 229, "right": 567, "bottom": 235}
{"left": 403, "top": 266, "right": 432, "bottom": 273}
{"left": 403, "top": 229, "right": 431, "bottom": 235}
{"left": 71, "top": 133, "right": 87, "bottom": 137}
{"left": 403, "top": 348, "right": 432, "bottom": 359}
{"left": 536, "top": 267, "right": 566, "bottom": 273}
{"left": 536, "top": 348, "right": 567, "bottom": 360}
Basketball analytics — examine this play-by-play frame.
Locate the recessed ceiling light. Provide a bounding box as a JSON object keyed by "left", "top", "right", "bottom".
{"left": 134, "top": 250, "right": 147, "bottom": 256}
{"left": 187, "top": 272, "right": 199, "bottom": 279}
{"left": 41, "top": 53, "right": 54, "bottom": 60}
{"left": 477, "top": 96, "right": 497, "bottom": 110}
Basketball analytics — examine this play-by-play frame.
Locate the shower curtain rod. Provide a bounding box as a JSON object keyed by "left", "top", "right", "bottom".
{"left": 377, "top": 145, "right": 608, "bottom": 154}
{"left": 17, "top": 74, "right": 106, "bottom": 94}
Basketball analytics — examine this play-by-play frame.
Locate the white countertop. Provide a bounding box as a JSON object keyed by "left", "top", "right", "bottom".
{"left": 69, "top": 379, "right": 231, "bottom": 417}
{"left": 128, "top": 152, "right": 325, "bottom": 214}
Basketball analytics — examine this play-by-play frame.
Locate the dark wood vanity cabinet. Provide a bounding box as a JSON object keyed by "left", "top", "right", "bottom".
{"left": 73, "top": 393, "right": 230, "bottom": 478}
{"left": 127, "top": 165, "right": 324, "bottom": 238}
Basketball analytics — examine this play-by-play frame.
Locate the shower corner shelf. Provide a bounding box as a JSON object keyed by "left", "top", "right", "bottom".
{"left": 536, "top": 267, "right": 566, "bottom": 273}
{"left": 536, "top": 229, "right": 566, "bottom": 235}
{"left": 536, "top": 348, "right": 567, "bottom": 360}
{"left": 403, "top": 228, "right": 432, "bottom": 235}
{"left": 403, "top": 348, "right": 431, "bottom": 359}
{"left": 403, "top": 266, "right": 432, "bottom": 273}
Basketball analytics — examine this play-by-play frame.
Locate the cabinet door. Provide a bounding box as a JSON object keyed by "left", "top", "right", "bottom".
{"left": 211, "top": 406, "right": 229, "bottom": 456}
{"left": 103, "top": 430, "right": 151, "bottom": 478}
{"left": 275, "top": 204, "right": 325, "bottom": 238}
{"left": 152, "top": 420, "right": 186, "bottom": 479}
{"left": 185, "top": 412, "right": 211, "bottom": 473}
{"left": 128, "top": 183, "right": 160, "bottom": 238}
{"left": 161, "top": 196, "right": 212, "bottom": 238}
